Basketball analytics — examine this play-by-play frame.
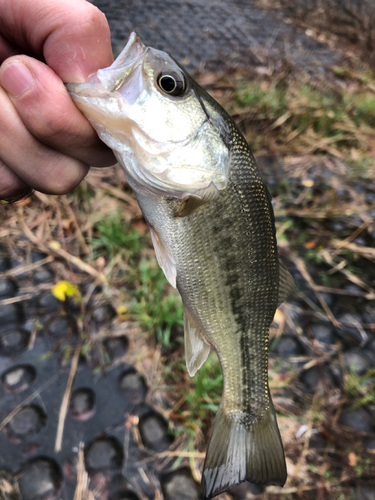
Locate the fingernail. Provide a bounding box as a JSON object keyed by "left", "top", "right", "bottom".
{"left": 0, "top": 62, "right": 35, "bottom": 97}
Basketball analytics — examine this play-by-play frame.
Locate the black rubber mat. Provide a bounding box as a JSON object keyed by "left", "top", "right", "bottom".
{"left": 90, "top": 0, "right": 342, "bottom": 73}
{"left": 0, "top": 246, "right": 199, "bottom": 499}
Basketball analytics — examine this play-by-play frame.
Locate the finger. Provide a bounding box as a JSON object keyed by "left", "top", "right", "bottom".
{"left": 0, "top": 0, "right": 113, "bottom": 81}
{"left": 0, "top": 158, "right": 29, "bottom": 199}
{"left": 0, "top": 35, "right": 21, "bottom": 63}
{"left": 0, "top": 85, "right": 89, "bottom": 195}
{"left": 0, "top": 56, "right": 116, "bottom": 167}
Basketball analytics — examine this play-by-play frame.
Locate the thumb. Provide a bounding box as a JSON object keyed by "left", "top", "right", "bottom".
{"left": 43, "top": 3, "right": 114, "bottom": 82}
{"left": 0, "top": 0, "right": 114, "bottom": 83}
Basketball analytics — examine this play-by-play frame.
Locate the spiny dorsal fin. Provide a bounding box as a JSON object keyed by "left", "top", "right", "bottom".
{"left": 278, "top": 258, "right": 295, "bottom": 307}
{"left": 149, "top": 226, "right": 177, "bottom": 288}
{"left": 184, "top": 308, "right": 211, "bottom": 376}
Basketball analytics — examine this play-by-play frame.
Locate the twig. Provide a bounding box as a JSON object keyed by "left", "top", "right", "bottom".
{"left": 136, "top": 450, "right": 206, "bottom": 466}
{"left": 292, "top": 400, "right": 315, "bottom": 481}
{"left": 48, "top": 244, "right": 107, "bottom": 283}
{"left": 332, "top": 239, "right": 375, "bottom": 261}
{"left": 341, "top": 314, "right": 368, "bottom": 343}
{"left": 189, "top": 442, "right": 202, "bottom": 484}
{"left": 0, "top": 255, "right": 54, "bottom": 278}
{"left": 73, "top": 442, "right": 94, "bottom": 500}
{"left": 0, "top": 374, "right": 58, "bottom": 431}
{"left": 321, "top": 250, "right": 375, "bottom": 294}
{"left": 34, "top": 190, "right": 58, "bottom": 206}
{"left": 333, "top": 220, "right": 372, "bottom": 252}
{"left": 302, "top": 352, "right": 335, "bottom": 371}
{"left": 313, "top": 285, "right": 375, "bottom": 300}
{"left": 0, "top": 293, "right": 33, "bottom": 305}
{"left": 89, "top": 180, "right": 141, "bottom": 215}
{"left": 55, "top": 343, "right": 81, "bottom": 452}
{"left": 18, "top": 210, "right": 107, "bottom": 284}
{"left": 251, "top": 475, "right": 352, "bottom": 497}
{"left": 62, "top": 197, "right": 91, "bottom": 255}
{"left": 295, "top": 257, "right": 340, "bottom": 327}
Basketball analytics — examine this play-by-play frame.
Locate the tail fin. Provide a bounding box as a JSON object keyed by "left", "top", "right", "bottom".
{"left": 201, "top": 402, "right": 286, "bottom": 499}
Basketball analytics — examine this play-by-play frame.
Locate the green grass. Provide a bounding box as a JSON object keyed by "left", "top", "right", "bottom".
{"left": 128, "top": 258, "right": 184, "bottom": 349}
{"left": 184, "top": 352, "right": 223, "bottom": 418}
{"left": 68, "top": 181, "right": 96, "bottom": 203}
{"left": 89, "top": 209, "right": 184, "bottom": 348}
{"left": 354, "top": 457, "right": 373, "bottom": 478}
{"left": 230, "top": 77, "right": 375, "bottom": 157}
{"left": 91, "top": 211, "right": 146, "bottom": 262}
{"left": 168, "top": 351, "right": 223, "bottom": 452}
{"left": 345, "top": 367, "right": 375, "bottom": 409}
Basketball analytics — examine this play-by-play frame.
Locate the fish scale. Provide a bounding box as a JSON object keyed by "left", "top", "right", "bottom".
{"left": 67, "top": 31, "right": 295, "bottom": 499}
{"left": 134, "top": 130, "right": 280, "bottom": 479}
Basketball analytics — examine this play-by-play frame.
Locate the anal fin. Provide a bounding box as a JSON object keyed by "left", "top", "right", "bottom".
{"left": 184, "top": 308, "right": 211, "bottom": 376}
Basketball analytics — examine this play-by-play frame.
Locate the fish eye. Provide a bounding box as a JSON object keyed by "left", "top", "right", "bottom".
{"left": 157, "top": 71, "right": 186, "bottom": 96}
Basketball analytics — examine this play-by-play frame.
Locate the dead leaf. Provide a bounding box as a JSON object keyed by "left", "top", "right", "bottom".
{"left": 348, "top": 452, "right": 357, "bottom": 467}
{"left": 304, "top": 240, "right": 316, "bottom": 249}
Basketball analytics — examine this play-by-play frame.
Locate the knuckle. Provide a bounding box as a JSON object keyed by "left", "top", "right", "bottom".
{"left": 7, "top": 72, "right": 81, "bottom": 146}
{"left": 30, "top": 99, "right": 85, "bottom": 150}
{"left": 41, "top": 109, "right": 76, "bottom": 143}
{"left": 79, "top": 4, "right": 110, "bottom": 33}
{"left": 0, "top": 160, "right": 26, "bottom": 197}
{"left": 39, "top": 157, "right": 88, "bottom": 195}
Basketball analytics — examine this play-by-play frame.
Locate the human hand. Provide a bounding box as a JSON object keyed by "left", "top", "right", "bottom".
{"left": 0, "top": 0, "right": 116, "bottom": 202}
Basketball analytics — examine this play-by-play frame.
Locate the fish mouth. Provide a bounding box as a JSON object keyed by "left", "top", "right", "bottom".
{"left": 66, "top": 32, "right": 148, "bottom": 140}
{"left": 90, "top": 32, "right": 147, "bottom": 92}
{"left": 66, "top": 31, "right": 147, "bottom": 98}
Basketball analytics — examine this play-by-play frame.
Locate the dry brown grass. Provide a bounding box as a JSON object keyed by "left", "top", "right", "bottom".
{"left": 259, "top": 0, "right": 375, "bottom": 65}
{"left": 1, "top": 61, "right": 375, "bottom": 498}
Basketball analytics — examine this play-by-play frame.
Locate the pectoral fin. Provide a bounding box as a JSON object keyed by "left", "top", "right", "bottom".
{"left": 149, "top": 226, "right": 177, "bottom": 288}
{"left": 278, "top": 259, "right": 295, "bottom": 307}
{"left": 176, "top": 195, "right": 206, "bottom": 217}
{"left": 176, "top": 183, "right": 220, "bottom": 218}
{"left": 184, "top": 308, "right": 211, "bottom": 376}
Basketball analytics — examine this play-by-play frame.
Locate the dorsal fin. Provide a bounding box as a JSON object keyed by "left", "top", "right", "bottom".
{"left": 184, "top": 308, "right": 211, "bottom": 376}
{"left": 278, "top": 258, "right": 295, "bottom": 307}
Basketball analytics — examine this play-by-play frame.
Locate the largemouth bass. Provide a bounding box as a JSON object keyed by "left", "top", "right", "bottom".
{"left": 67, "top": 32, "right": 295, "bottom": 499}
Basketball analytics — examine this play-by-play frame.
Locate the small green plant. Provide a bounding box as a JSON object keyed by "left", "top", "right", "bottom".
{"left": 69, "top": 182, "right": 96, "bottom": 203}
{"left": 185, "top": 352, "right": 223, "bottom": 419}
{"left": 230, "top": 77, "right": 375, "bottom": 159}
{"left": 333, "top": 493, "right": 348, "bottom": 500}
{"left": 307, "top": 464, "right": 319, "bottom": 473}
{"left": 324, "top": 469, "right": 334, "bottom": 481}
{"left": 169, "top": 352, "right": 223, "bottom": 456}
{"left": 345, "top": 367, "right": 375, "bottom": 409}
{"left": 128, "top": 258, "right": 183, "bottom": 348}
{"left": 91, "top": 212, "right": 146, "bottom": 261}
{"left": 354, "top": 457, "right": 372, "bottom": 478}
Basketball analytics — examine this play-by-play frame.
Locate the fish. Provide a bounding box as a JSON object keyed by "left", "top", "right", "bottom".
{"left": 67, "top": 32, "right": 295, "bottom": 499}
